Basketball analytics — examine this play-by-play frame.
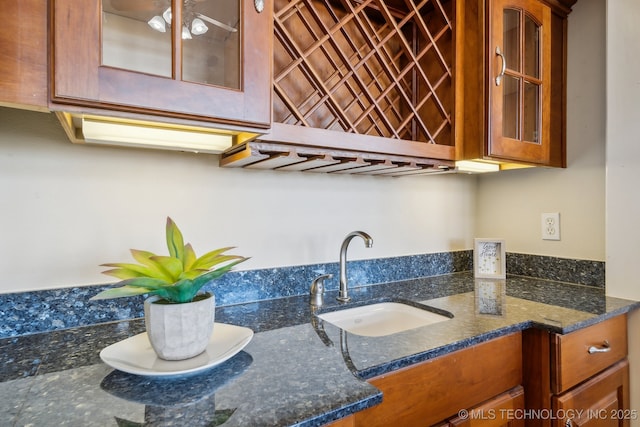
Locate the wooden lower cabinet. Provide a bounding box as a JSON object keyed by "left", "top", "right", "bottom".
{"left": 353, "top": 332, "right": 522, "bottom": 427}
{"left": 523, "top": 314, "right": 630, "bottom": 427}
{"left": 328, "top": 315, "right": 632, "bottom": 427}
{"left": 553, "top": 360, "right": 630, "bottom": 427}
{"left": 0, "top": 0, "right": 48, "bottom": 111}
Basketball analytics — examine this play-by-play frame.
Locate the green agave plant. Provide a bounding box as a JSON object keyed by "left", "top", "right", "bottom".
{"left": 91, "top": 217, "right": 247, "bottom": 304}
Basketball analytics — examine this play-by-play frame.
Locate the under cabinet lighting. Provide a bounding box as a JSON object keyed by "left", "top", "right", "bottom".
{"left": 80, "top": 117, "right": 235, "bottom": 154}
{"left": 455, "top": 160, "right": 501, "bottom": 173}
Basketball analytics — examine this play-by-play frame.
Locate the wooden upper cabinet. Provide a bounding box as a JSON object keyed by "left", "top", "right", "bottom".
{"left": 50, "top": 0, "right": 272, "bottom": 128}
{"left": 488, "top": 0, "right": 551, "bottom": 164}
{"left": 456, "top": 0, "right": 573, "bottom": 168}
{"left": 0, "top": 0, "right": 48, "bottom": 111}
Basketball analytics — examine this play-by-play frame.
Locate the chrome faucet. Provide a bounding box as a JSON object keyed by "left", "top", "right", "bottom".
{"left": 338, "top": 231, "right": 373, "bottom": 302}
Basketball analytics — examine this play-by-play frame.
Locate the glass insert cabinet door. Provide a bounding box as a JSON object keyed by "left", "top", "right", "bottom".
{"left": 489, "top": 0, "right": 551, "bottom": 164}
{"left": 52, "top": 0, "right": 271, "bottom": 128}
{"left": 102, "top": 0, "right": 241, "bottom": 88}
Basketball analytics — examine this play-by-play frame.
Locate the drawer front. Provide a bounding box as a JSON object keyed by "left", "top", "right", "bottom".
{"left": 552, "top": 314, "right": 627, "bottom": 394}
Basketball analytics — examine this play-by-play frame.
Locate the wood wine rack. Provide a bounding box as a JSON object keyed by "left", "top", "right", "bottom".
{"left": 220, "top": 0, "right": 456, "bottom": 175}
{"left": 272, "top": 0, "right": 454, "bottom": 144}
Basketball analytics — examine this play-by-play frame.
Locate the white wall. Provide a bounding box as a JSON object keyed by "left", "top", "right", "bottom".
{"left": 475, "top": 0, "right": 606, "bottom": 262}
{"left": 605, "top": 0, "right": 640, "bottom": 299}
{"left": 0, "top": 107, "right": 476, "bottom": 293}
{"left": 605, "top": 0, "right": 640, "bottom": 420}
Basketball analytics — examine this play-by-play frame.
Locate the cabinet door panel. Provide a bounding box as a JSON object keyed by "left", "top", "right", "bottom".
{"left": 488, "top": 0, "right": 551, "bottom": 164}
{"left": 553, "top": 360, "right": 629, "bottom": 427}
{"left": 0, "top": 0, "right": 48, "bottom": 110}
{"left": 52, "top": 0, "right": 271, "bottom": 128}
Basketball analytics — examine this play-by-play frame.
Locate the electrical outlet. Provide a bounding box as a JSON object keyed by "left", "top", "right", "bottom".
{"left": 541, "top": 212, "right": 560, "bottom": 240}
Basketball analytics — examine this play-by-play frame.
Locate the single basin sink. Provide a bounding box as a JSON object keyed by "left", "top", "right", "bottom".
{"left": 317, "top": 302, "right": 452, "bottom": 337}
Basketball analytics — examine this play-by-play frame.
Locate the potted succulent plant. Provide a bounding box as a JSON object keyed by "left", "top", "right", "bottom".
{"left": 91, "top": 217, "right": 247, "bottom": 361}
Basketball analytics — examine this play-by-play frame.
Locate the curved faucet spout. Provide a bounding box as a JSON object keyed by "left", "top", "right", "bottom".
{"left": 338, "top": 231, "right": 373, "bottom": 302}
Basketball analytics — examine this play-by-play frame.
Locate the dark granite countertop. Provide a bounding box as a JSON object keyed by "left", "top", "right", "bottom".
{"left": 1, "top": 272, "right": 638, "bottom": 426}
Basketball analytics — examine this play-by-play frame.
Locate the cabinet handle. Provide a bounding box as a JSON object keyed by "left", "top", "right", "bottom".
{"left": 495, "top": 46, "right": 506, "bottom": 86}
{"left": 587, "top": 340, "right": 611, "bottom": 354}
{"left": 254, "top": 0, "right": 265, "bottom": 13}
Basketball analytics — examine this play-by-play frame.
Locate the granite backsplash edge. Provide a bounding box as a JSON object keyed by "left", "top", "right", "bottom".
{"left": 0, "top": 251, "right": 603, "bottom": 338}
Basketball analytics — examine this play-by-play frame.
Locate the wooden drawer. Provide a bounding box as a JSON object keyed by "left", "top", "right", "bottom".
{"left": 551, "top": 314, "right": 627, "bottom": 394}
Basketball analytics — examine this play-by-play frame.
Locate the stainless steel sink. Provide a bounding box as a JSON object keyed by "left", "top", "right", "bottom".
{"left": 317, "top": 302, "right": 452, "bottom": 337}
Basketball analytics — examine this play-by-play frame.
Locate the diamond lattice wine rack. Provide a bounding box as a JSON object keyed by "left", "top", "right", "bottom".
{"left": 221, "top": 0, "right": 457, "bottom": 175}
{"left": 274, "top": 0, "right": 453, "bottom": 143}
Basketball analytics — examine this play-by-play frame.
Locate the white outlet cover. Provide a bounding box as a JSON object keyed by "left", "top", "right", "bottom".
{"left": 541, "top": 212, "right": 560, "bottom": 240}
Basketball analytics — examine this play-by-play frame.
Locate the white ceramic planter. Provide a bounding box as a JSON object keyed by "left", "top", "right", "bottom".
{"left": 144, "top": 293, "right": 215, "bottom": 361}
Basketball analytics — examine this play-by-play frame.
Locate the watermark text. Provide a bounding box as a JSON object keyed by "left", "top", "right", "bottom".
{"left": 456, "top": 408, "right": 638, "bottom": 421}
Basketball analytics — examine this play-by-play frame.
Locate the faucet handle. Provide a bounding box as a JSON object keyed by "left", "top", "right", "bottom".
{"left": 310, "top": 274, "right": 332, "bottom": 306}
{"left": 311, "top": 274, "right": 332, "bottom": 295}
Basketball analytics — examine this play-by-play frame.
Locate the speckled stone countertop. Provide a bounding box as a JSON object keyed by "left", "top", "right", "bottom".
{"left": 1, "top": 272, "right": 638, "bottom": 427}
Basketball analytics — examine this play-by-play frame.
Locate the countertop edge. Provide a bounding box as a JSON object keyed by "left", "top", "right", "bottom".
{"left": 294, "top": 392, "right": 383, "bottom": 427}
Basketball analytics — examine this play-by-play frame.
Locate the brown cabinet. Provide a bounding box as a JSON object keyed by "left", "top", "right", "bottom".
{"left": 0, "top": 0, "right": 48, "bottom": 111}
{"left": 488, "top": 0, "right": 551, "bottom": 164}
{"left": 4, "top": 0, "right": 578, "bottom": 172}
{"left": 50, "top": 0, "right": 272, "bottom": 129}
{"left": 329, "top": 315, "right": 631, "bottom": 427}
{"left": 523, "top": 314, "right": 630, "bottom": 427}
{"left": 458, "top": 0, "right": 576, "bottom": 167}
{"left": 220, "top": 0, "right": 577, "bottom": 173}
{"left": 553, "top": 360, "right": 629, "bottom": 427}
{"left": 353, "top": 332, "right": 523, "bottom": 426}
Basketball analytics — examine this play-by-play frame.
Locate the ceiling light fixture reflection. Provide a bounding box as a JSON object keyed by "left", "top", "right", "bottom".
{"left": 147, "top": 15, "right": 166, "bottom": 32}
{"left": 181, "top": 25, "right": 192, "bottom": 39}
{"left": 147, "top": 6, "right": 236, "bottom": 37}
{"left": 162, "top": 7, "right": 172, "bottom": 24}
{"left": 195, "top": 13, "right": 237, "bottom": 33}
{"left": 191, "top": 18, "right": 208, "bottom": 35}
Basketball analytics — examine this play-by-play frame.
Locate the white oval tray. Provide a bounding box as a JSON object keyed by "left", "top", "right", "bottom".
{"left": 100, "top": 323, "right": 253, "bottom": 377}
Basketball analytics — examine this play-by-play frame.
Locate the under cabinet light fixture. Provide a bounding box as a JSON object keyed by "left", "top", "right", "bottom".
{"left": 455, "top": 160, "right": 501, "bottom": 173}
{"left": 79, "top": 116, "right": 237, "bottom": 154}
